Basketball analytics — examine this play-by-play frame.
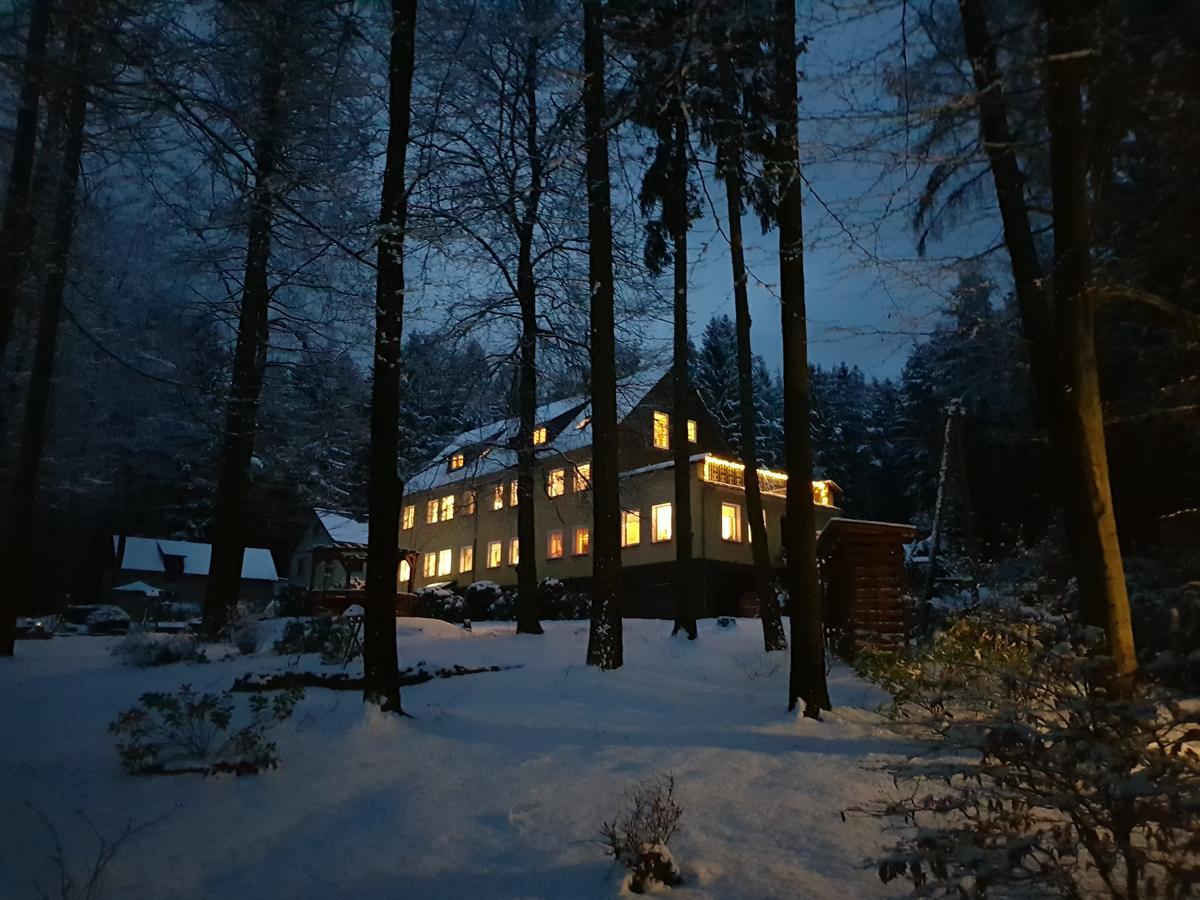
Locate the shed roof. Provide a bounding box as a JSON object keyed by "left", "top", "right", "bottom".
{"left": 314, "top": 508, "right": 370, "bottom": 546}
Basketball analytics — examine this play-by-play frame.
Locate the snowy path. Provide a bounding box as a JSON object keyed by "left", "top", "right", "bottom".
{"left": 0, "top": 619, "right": 909, "bottom": 898}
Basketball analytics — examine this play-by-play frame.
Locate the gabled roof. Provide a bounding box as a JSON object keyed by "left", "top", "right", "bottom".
{"left": 314, "top": 508, "right": 369, "bottom": 547}
{"left": 405, "top": 366, "right": 670, "bottom": 494}
{"left": 113, "top": 536, "right": 279, "bottom": 581}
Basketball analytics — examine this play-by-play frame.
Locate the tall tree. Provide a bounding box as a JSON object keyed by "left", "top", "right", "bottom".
{"left": 363, "top": 0, "right": 417, "bottom": 712}
{"left": 771, "top": 0, "right": 830, "bottom": 715}
{"left": 582, "top": 0, "right": 622, "bottom": 670}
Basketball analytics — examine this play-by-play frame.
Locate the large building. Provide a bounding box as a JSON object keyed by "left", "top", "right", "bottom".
{"left": 397, "top": 368, "right": 841, "bottom": 617}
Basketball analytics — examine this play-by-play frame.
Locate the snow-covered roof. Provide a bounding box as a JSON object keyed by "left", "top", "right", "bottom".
{"left": 112, "top": 580, "right": 162, "bottom": 597}
{"left": 315, "top": 509, "right": 369, "bottom": 546}
{"left": 405, "top": 366, "right": 670, "bottom": 494}
{"left": 113, "top": 536, "right": 279, "bottom": 581}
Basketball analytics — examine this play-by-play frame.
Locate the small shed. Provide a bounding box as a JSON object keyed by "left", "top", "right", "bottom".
{"left": 816, "top": 518, "right": 918, "bottom": 657}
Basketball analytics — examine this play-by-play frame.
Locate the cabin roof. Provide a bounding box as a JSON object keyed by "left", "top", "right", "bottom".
{"left": 113, "top": 536, "right": 278, "bottom": 581}
{"left": 314, "top": 508, "right": 370, "bottom": 547}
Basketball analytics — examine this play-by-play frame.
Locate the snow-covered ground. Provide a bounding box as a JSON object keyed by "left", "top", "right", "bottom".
{"left": 0, "top": 618, "right": 909, "bottom": 898}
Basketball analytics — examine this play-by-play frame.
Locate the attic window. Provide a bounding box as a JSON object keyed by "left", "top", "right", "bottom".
{"left": 687, "top": 419, "right": 697, "bottom": 443}
{"left": 448, "top": 452, "right": 465, "bottom": 471}
{"left": 653, "top": 411, "right": 670, "bottom": 449}
{"left": 532, "top": 426, "right": 548, "bottom": 446}
{"left": 575, "top": 416, "right": 590, "bottom": 430}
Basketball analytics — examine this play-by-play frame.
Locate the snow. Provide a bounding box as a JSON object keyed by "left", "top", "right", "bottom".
{"left": 0, "top": 618, "right": 909, "bottom": 899}
{"left": 112, "top": 580, "right": 162, "bottom": 597}
{"left": 113, "top": 536, "right": 279, "bottom": 582}
{"left": 314, "top": 509, "right": 370, "bottom": 547}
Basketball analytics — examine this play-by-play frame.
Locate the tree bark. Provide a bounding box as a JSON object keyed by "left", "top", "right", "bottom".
{"left": 725, "top": 152, "right": 786, "bottom": 652}
{"left": 1, "top": 5, "right": 87, "bottom": 658}
{"left": 1041, "top": 0, "right": 1136, "bottom": 678}
{"left": 583, "top": 0, "right": 622, "bottom": 670}
{"left": 515, "top": 32, "right": 544, "bottom": 636}
{"left": 363, "top": 0, "right": 417, "bottom": 712}
{"left": 669, "top": 118, "right": 697, "bottom": 641}
{"left": 773, "top": 0, "right": 830, "bottom": 716}
{"left": 203, "top": 17, "right": 288, "bottom": 637}
{"left": 0, "top": 0, "right": 51, "bottom": 377}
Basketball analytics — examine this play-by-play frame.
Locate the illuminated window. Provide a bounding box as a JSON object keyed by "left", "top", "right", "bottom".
{"left": 439, "top": 494, "right": 455, "bottom": 521}
{"left": 748, "top": 509, "right": 766, "bottom": 543}
{"left": 573, "top": 526, "right": 590, "bottom": 556}
{"left": 426, "top": 499, "right": 439, "bottom": 524}
{"left": 621, "top": 510, "right": 641, "bottom": 547}
{"left": 449, "top": 452, "right": 465, "bottom": 471}
{"left": 687, "top": 419, "right": 697, "bottom": 443}
{"left": 422, "top": 552, "right": 437, "bottom": 577}
{"left": 463, "top": 489, "right": 476, "bottom": 516}
{"left": 547, "top": 468, "right": 565, "bottom": 497}
{"left": 436, "top": 548, "right": 452, "bottom": 577}
{"left": 399, "top": 558, "right": 411, "bottom": 583}
{"left": 651, "top": 502, "right": 673, "bottom": 543}
{"left": 510, "top": 479, "right": 519, "bottom": 506}
{"left": 547, "top": 530, "right": 564, "bottom": 559}
{"left": 532, "top": 426, "right": 547, "bottom": 445}
{"left": 401, "top": 505, "right": 415, "bottom": 530}
{"left": 492, "top": 483, "right": 505, "bottom": 511}
{"left": 459, "top": 545, "right": 473, "bottom": 573}
{"left": 574, "top": 462, "right": 591, "bottom": 492}
{"left": 812, "top": 480, "right": 835, "bottom": 507}
{"left": 509, "top": 538, "right": 520, "bottom": 565}
{"left": 575, "top": 416, "right": 590, "bottom": 430}
{"left": 653, "top": 411, "right": 670, "bottom": 449}
{"left": 721, "top": 502, "right": 742, "bottom": 542}
{"left": 487, "top": 540, "right": 502, "bottom": 568}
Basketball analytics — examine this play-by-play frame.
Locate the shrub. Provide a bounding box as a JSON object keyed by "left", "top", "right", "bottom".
{"left": 109, "top": 684, "right": 303, "bottom": 775}
{"left": 273, "top": 617, "right": 359, "bottom": 664}
{"left": 223, "top": 607, "right": 261, "bottom": 655}
{"left": 601, "top": 775, "right": 685, "bottom": 894}
{"left": 112, "top": 630, "right": 207, "bottom": 668}
{"left": 414, "top": 586, "right": 467, "bottom": 623}
{"left": 540, "top": 579, "right": 589, "bottom": 620}
{"left": 463, "top": 581, "right": 510, "bottom": 620}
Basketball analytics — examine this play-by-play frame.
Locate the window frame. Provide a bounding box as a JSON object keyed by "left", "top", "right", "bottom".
{"left": 652, "top": 410, "right": 670, "bottom": 450}
{"left": 401, "top": 504, "right": 415, "bottom": 530}
{"left": 436, "top": 548, "right": 453, "bottom": 577}
{"left": 439, "top": 494, "right": 455, "bottom": 521}
{"left": 572, "top": 526, "right": 590, "bottom": 556}
{"left": 651, "top": 502, "right": 673, "bottom": 543}
{"left": 509, "top": 537, "right": 520, "bottom": 566}
{"left": 532, "top": 426, "right": 548, "bottom": 445}
{"left": 463, "top": 489, "right": 476, "bottom": 516}
{"left": 510, "top": 479, "right": 519, "bottom": 506}
{"left": 486, "top": 540, "right": 502, "bottom": 569}
{"left": 621, "top": 509, "right": 641, "bottom": 547}
{"left": 547, "top": 529, "right": 564, "bottom": 559}
{"left": 459, "top": 545, "right": 474, "bottom": 573}
{"left": 547, "top": 467, "right": 565, "bottom": 498}
{"left": 686, "top": 419, "right": 697, "bottom": 443}
{"left": 720, "top": 502, "right": 742, "bottom": 542}
{"left": 448, "top": 452, "right": 465, "bottom": 471}
{"left": 422, "top": 552, "right": 436, "bottom": 578}
{"left": 573, "top": 462, "right": 591, "bottom": 492}
{"left": 492, "top": 483, "right": 505, "bottom": 511}
{"left": 425, "top": 499, "right": 439, "bottom": 524}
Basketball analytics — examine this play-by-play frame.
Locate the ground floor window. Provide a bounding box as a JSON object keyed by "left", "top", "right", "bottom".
{"left": 459, "top": 546, "right": 473, "bottom": 573}
{"left": 573, "top": 526, "right": 590, "bottom": 556}
{"left": 547, "top": 530, "right": 564, "bottom": 559}
{"left": 436, "top": 548, "right": 452, "bottom": 577}
{"left": 621, "top": 510, "right": 641, "bottom": 547}
{"left": 487, "top": 540, "right": 502, "bottom": 568}
{"left": 399, "top": 559, "right": 410, "bottom": 583}
{"left": 423, "top": 552, "right": 437, "bottom": 577}
{"left": 509, "top": 538, "right": 520, "bottom": 565}
{"left": 651, "top": 502, "right": 672, "bottom": 543}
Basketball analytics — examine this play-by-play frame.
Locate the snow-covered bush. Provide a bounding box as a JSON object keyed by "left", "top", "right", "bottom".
{"left": 539, "top": 578, "right": 589, "bottom": 620}
{"left": 463, "top": 581, "right": 511, "bottom": 620}
{"left": 601, "top": 775, "right": 685, "bottom": 894}
{"left": 857, "top": 609, "right": 1200, "bottom": 898}
{"left": 1124, "top": 559, "right": 1200, "bottom": 691}
{"left": 109, "top": 684, "right": 303, "bottom": 775}
{"left": 223, "top": 607, "right": 261, "bottom": 655}
{"left": 112, "top": 630, "right": 207, "bottom": 667}
{"left": 414, "top": 586, "right": 467, "bottom": 623}
{"left": 273, "top": 618, "right": 358, "bottom": 664}
{"left": 84, "top": 605, "right": 131, "bottom": 634}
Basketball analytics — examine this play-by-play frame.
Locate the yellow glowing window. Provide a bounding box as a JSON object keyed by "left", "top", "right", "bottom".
{"left": 547, "top": 530, "right": 564, "bottom": 559}
{"left": 573, "top": 527, "right": 590, "bottom": 556}
{"left": 459, "top": 545, "right": 473, "bottom": 573}
{"left": 463, "top": 489, "right": 476, "bottom": 516}
{"left": 652, "top": 411, "right": 670, "bottom": 449}
{"left": 425, "top": 499, "right": 439, "bottom": 524}
{"left": 436, "top": 548, "right": 452, "bottom": 577}
{"left": 651, "top": 502, "right": 673, "bottom": 543}
{"left": 532, "top": 426, "right": 547, "bottom": 445}
{"left": 492, "top": 483, "right": 505, "bottom": 511}
{"left": 721, "top": 502, "right": 742, "bottom": 542}
{"left": 486, "top": 540, "right": 502, "bottom": 568}
{"left": 449, "top": 452, "right": 465, "bottom": 471}
{"left": 812, "top": 480, "right": 834, "bottom": 507}
{"left": 440, "top": 494, "right": 455, "bottom": 521}
{"left": 401, "top": 504, "right": 415, "bottom": 530}
{"left": 510, "top": 479, "right": 519, "bottom": 506}
{"left": 574, "top": 462, "right": 591, "bottom": 492}
{"left": 547, "top": 468, "right": 565, "bottom": 497}
{"left": 621, "top": 510, "right": 641, "bottom": 547}
{"left": 509, "top": 538, "right": 520, "bottom": 565}
{"left": 399, "top": 558, "right": 411, "bottom": 583}
{"left": 422, "top": 552, "right": 436, "bottom": 577}
{"left": 575, "top": 416, "right": 590, "bottom": 430}
{"left": 687, "top": 419, "right": 697, "bottom": 443}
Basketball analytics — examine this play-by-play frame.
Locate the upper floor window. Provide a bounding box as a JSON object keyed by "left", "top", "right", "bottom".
{"left": 532, "top": 426, "right": 548, "bottom": 445}
{"left": 574, "top": 462, "right": 591, "bottom": 492}
{"left": 547, "top": 468, "right": 565, "bottom": 498}
{"left": 426, "top": 499, "right": 439, "bottom": 524}
{"left": 653, "top": 411, "right": 670, "bottom": 449}
{"left": 448, "top": 452, "right": 465, "bottom": 471}
{"left": 510, "top": 479, "right": 519, "bottom": 506}
{"left": 621, "top": 510, "right": 641, "bottom": 547}
{"left": 687, "top": 419, "right": 697, "bottom": 443}
{"left": 487, "top": 540, "right": 502, "bottom": 568}
{"left": 492, "top": 483, "right": 505, "bottom": 511}
{"left": 651, "top": 502, "right": 673, "bottom": 543}
{"left": 463, "top": 489, "right": 476, "bottom": 516}
{"left": 547, "top": 529, "right": 564, "bottom": 559}
{"left": 401, "top": 505, "right": 415, "bottom": 530}
{"left": 573, "top": 526, "right": 590, "bottom": 556}
{"left": 721, "top": 502, "right": 742, "bottom": 542}
{"left": 439, "top": 494, "right": 455, "bottom": 521}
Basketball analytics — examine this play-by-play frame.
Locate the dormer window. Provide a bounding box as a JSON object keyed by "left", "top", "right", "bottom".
{"left": 448, "top": 452, "right": 465, "bottom": 471}
{"left": 532, "top": 426, "right": 548, "bottom": 446}
{"left": 575, "top": 416, "right": 590, "bottom": 431}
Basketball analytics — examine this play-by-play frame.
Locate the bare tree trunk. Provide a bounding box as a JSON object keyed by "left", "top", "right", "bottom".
{"left": 725, "top": 153, "right": 786, "bottom": 652}
{"left": 515, "top": 32, "right": 544, "bottom": 636}
{"left": 363, "top": 0, "right": 417, "bottom": 712}
{"left": 1041, "top": 0, "right": 1136, "bottom": 678}
{"left": 669, "top": 118, "right": 697, "bottom": 641}
{"left": 773, "top": 0, "right": 830, "bottom": 716}
{"left": 203, "top": 19, "right": 287, "bottom": 638}
{"left": 1, "top": 7, "right": 87, "bottom": 658}
{"left": 583, "top": 0, "right": 622, "bottom": 670}
{"left": 0, "top": 0, "right": 51, "bottom": 377}
{"left": 923, "top": 401, "right": 960, "bottom": 610}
